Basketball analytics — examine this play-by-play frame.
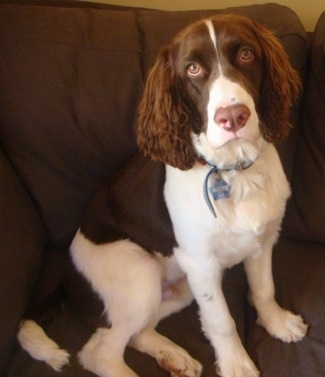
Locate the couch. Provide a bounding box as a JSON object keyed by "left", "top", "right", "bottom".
{"left": 0, "top": 1, "right": 325, "bottom": 376}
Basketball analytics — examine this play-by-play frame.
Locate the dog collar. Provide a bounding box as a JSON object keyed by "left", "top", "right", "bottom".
{"left": 198, "top": 157, "right": 254, "bottom": 218}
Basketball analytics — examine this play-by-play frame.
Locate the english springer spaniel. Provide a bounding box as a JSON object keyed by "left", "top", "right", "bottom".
{"left": 18, "top": 14, "right": 308, "bottom": 377}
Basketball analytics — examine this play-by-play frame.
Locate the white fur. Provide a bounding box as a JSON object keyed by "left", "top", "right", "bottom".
{"left": 205, "top": 19, "right": 224, "bottom": 77}
{"left": 205, "top": 19, "right": 217, "bottom": 49}
{"left": 17, "top": 22, "right": 308, "bottom": 377}
{"left": 164, "top": 146, "right": 294, "bottom": 377}
{"left": 70, "top": 235, "right": 200, "bottom": 377}
{"left": 17, "top": 320, "right": 69, "bottom": 371}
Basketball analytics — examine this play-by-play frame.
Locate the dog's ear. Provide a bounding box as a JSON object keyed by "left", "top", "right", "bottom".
{"left": 253, "top": 22, "right": 302, "bottom": 142}
{"left": 136, "top": 47, "right": 198, "bottom": 170}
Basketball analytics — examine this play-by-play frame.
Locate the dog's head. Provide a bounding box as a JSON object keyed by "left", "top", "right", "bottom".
{"left": 137, "top": 14, "right": 301, "bottom": 170}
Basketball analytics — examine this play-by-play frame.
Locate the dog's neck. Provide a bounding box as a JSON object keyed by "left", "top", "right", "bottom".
{"left": 197, "top": 155, "right": 255, "bottom": 218}
{"left": 197, "top": 155, "right": 255, "bottom": 172}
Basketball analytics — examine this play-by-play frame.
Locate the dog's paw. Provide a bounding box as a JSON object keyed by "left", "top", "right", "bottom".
{"left": 257, "top": 309, "right": 308, "bottom": 343}
{"left": 215, "top": 352, "right": 260, "bottom": 377}
{"left": 157, "top": 344, "right": 202, "bottom": 377}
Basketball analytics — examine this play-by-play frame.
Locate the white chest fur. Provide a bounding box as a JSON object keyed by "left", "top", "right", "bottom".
{"left": 164, "top": 144, "right": 290, "bottom": 268}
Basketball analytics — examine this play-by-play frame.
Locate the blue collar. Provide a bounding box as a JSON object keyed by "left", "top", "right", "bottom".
{"left": 199, "top": 157, "right": 255, "bottom": 218}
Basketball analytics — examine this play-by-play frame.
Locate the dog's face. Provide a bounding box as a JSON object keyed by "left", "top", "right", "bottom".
{"left": 175, "top": 18, "right": 265, "bottom": 166}
{"left": 137, "top": 14, "right": 301, "bottom": 170}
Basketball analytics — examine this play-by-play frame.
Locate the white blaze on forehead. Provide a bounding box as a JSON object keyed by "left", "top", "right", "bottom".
{"left": 205, "top": 19, "right": 223, "bottom": 75}
{"left": 204, "top": 19, "right": 217, "bottom": 49}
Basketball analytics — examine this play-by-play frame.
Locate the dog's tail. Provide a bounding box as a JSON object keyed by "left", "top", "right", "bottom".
{"left": 17, "top": 319, "right": 70, "bottom": 371}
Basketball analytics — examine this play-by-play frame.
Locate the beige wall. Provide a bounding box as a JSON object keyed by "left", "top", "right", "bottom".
{"left": 81, "top": 0, "right": 324, "bottom": 31}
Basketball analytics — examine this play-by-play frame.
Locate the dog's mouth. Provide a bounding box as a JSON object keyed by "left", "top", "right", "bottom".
{"left": 194, "top": 132, "right": 264, "bottom": 170}
{"left": 206, "top": 126, "right": 258, "bottom": 150}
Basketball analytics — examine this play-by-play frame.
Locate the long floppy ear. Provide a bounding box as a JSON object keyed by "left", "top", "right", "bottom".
{"left": 136, "top": 47, "right": 199, "bottom": 170}
{"left": 253, "top": 22, "right": 302, "bottom": 142}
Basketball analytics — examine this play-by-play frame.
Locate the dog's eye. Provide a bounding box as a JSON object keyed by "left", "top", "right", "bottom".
{"left": 187, "top": 63, "right": 202, "bottom": 77}
{"left": 238, "top": 48, "right": 254, "bottom": 64}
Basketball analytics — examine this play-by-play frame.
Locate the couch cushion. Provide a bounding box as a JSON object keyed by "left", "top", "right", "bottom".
{"left": 246, "top": 238, "right": 325, "bottom": 377}
{"left": 0, "top": 149, "right": 44, "bottom": 373}
{"left": 284, "top": 12, "right": 325, "bottom": 242}
{"left": 0, "top": 4, "right": 142, "bottom": 249}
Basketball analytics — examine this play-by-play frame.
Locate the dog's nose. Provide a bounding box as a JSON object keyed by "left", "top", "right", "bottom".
{"left": 214, "top": 104, "right": 251, "bottom": 132}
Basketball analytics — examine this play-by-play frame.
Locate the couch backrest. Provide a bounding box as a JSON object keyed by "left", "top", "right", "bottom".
{"left": 0, "top": 4, "right": 142, "bottom": 248}
{"left": 284, "top": 12, "right": 325, "bottom": 242}
{"left": 0, "top": 2, "right": 308, "bottom": 249}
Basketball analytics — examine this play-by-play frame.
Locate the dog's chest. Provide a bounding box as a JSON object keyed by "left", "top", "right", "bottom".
{"left": 164, "top": 148, "right": 290, "bottom": 266}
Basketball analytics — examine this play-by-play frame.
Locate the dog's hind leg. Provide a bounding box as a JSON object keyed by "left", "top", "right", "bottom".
{"left": 129, "top": 277, "right": 202, "bottom": 377}
{"left": 71, "top": 233, "right": 163, "bottom": 377}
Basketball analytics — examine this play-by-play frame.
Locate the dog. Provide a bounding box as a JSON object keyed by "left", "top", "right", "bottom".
{"left": 18, "top": 14, "right": 308, "bottom": 377}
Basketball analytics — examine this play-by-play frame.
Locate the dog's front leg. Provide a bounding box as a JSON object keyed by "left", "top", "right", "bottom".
{"left": 175, "top": 248, "right": 260, "bottom": 377}
{"left": 244, "top": 243, "right": 308, "bottom": 343}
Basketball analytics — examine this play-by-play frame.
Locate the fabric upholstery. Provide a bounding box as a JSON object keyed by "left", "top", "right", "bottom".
{"left": 0, "top": 2, "right": 324, "bottom": 377}
{"left": 284, "top": 12, "right": 325, "bottom": 242}
{"left": 0, "top": 150, "right": 44, "bottom": 373}
{"left": 0, "top": 4, "right": 142, "bottom": 249}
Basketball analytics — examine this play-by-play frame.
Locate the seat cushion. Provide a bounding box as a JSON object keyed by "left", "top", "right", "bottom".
{"left": 246, "top": 238, "right": 325, "bottom": 377}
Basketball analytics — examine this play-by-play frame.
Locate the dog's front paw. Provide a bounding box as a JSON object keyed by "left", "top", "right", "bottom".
{"left": 215, "top": 351, "right": 260, "bottom": 377}
{"left": 257, "top": 308, "right": 308, "bottom": 343}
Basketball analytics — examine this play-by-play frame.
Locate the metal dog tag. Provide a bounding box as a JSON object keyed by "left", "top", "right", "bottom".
{"left": 210, "top": 176, "right": 231, "bottom": 200}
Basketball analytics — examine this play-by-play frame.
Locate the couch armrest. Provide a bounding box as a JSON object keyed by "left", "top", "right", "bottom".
{"left": 0, "top": 149, "right": 45, "bottom": 373}
{"left": 284, "top": 11, "right": 325, "bottom": 242}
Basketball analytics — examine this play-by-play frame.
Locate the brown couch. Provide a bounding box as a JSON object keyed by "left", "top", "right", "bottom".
{"left": 0, "top": 1, "right": 325, "bottom": 376}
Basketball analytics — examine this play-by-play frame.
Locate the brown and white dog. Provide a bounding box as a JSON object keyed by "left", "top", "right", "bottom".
{"left": 18, "top": 14, "right": 308, "bottom": 377}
